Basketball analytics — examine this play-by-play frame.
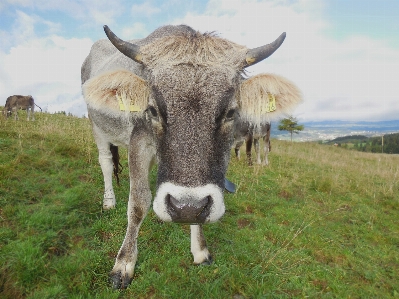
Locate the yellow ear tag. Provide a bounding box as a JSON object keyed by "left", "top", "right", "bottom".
{"left": 268, "top": 93, "right": 276, "bottom": 112}
{"left": 261, "top": 93, "right": 276, "bottom": 113}
{"left": 117, "top": 95, "right": 141, "bottom": 112}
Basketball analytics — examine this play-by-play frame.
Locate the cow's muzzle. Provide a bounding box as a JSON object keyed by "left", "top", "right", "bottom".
{"left": 153, "top": 182, "right": 225, "bottom": 224}
{"left": 166, "top": 194, "right": 213, "bottom": 223}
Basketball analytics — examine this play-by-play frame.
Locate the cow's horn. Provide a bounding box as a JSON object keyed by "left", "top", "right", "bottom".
{"left": 245, "top": 32, "right": 286, "bottom": 66}
{"left": 103, "top": 25, "right": 143, "bottom": 64}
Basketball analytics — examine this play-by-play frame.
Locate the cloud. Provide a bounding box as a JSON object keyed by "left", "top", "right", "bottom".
{"left": 121, "top": 22, "right": 148, "bottom": 39}
{"left": 131, "top": 2, "right": 161, "bottom": 18}
{"left": 0, "top": 11, "right": 92, "bottom": 115}
{"left": 174, "top": 0, "right": 399, "bottom": 121}
{"left": 2, "top": 0, "right": 124, "bottom": 28}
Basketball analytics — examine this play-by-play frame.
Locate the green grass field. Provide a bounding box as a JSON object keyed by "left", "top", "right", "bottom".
{"left": 1, "top": 111, "right": 398, "bottom": 298}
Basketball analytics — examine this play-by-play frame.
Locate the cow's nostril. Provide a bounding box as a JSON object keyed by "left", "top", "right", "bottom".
{"left": 196, "top": 196, "right": 211, "bottom": 218}
{"left": 167, "top": 194, "right": 183, "bottom": 210}
{"left": 166, "top": 194, "right": 180, "bottom": 219}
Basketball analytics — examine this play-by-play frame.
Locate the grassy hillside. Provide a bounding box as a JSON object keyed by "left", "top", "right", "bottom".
{"left": 327, "top": 133, "right": 399, "bottom": 154}
{"left": 1, "top": 111, "right": 398, "bottom": 298}
{"left": 325, "top": 135, "right": 368, "bottom": 145}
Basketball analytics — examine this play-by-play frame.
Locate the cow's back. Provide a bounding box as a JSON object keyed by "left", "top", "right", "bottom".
{"left": 5, "top": 95, "right": 33, "bottom": 108}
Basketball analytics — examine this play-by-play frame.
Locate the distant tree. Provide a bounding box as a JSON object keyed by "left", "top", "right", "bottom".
{"left": 278, "top": 116, "right": 304, "bottom": 142}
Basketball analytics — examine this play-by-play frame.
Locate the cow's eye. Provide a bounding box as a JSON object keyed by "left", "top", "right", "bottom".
{"left": 147, "top": 106, "right": 158, "bottom": 118}
{"left": 225, "top": 109, "right": 236, "bottom": 121}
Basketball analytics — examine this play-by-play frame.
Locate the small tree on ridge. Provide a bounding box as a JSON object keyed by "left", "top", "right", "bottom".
{"left": 278, "top": 116, "right": 304, "bottom": 142}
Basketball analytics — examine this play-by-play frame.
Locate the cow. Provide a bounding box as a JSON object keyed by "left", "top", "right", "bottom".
{"left": 3, "top": 95, "right": 42, "bottom": 121}
{"left": 81, "top": 24, "right": 302, "bottom": 289}
{"left": 234, "top": 120, "right": 271, "bottom": 166}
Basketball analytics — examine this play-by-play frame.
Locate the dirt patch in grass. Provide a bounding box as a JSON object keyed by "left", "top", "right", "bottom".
{"left": 278, "top": 189, "right": 292, "bottom": 200}
{"left": 244, "top": 205, "right": 253, "bottom": 214}
{"left": 312, "top": 279, "right": 329, "bottom": 292}
{"left": 237, "top": 218, "right": 253, "bottom": 229}
{"left": 313, "top": 251, "right": 347, "bottom": 267}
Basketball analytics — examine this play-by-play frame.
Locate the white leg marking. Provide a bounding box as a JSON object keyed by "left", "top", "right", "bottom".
{"left": 103, "top": 188, "right": 116, "bottom": 210}
{"left": 190, "top": 225, "right": 211, "bottom": 264}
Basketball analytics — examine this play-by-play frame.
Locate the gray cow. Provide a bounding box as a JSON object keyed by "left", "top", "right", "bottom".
{"left": 234, "top": 120, "right": 271, "bottom": 166}
{"left": 81, "top": 24, "right": 302, "bottom": 289}
{"left": 3, "top": 95, "right": 42, "bottom": 120}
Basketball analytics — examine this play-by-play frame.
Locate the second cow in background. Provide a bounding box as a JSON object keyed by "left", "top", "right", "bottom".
{"left": 234, "top": 120, "right": 271, "bottom": 166}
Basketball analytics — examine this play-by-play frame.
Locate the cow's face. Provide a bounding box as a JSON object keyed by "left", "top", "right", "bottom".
{"left": 101, "top": 25, "right": 292, "bottom": 224}
{"left": 4, "top": 109, "right": 11, "bottom": 118}
{"left": 147, "top": 65, "right": 239, "bottom": 223}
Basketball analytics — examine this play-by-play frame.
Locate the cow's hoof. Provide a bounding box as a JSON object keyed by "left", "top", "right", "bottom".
{"left": 109, "top": 271, "right": 132, "bottom": 289}
{"left": 201, "top": 256, "right": 213, "bottom": 265}
{"left": 196, "top": 254, "right": 213, "bottom": 266}
{"left": 103, "top": 203, "right": 116, "bottom": 210}
{"left": 103, "top": 198, "right": 116, "bottom": 210}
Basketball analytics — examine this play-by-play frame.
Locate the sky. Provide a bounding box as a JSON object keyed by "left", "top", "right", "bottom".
{"left": 0, "top": 0, "right": 398, "bottom": 122}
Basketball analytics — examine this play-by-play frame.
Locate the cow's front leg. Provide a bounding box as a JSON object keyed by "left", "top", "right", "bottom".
{"left": 110, "top": 121, "right": 155, "bottom": 289}
{"left": 234, "top": 140, "right": 244, "bottom": 160}
{"left": 190, "top": 225, "right": 212, "bottom": 265}
{"left": 109, "top": 190, "right": 151, "bottom": 289}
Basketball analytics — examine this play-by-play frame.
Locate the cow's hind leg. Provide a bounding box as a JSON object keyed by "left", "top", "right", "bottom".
{"left": 246, "top": 136, "right": 253, "bottom": 166}
{"left": 92, "top": 128, "right": 116, "bottom": 209}
{"left": 30, "top": 106, "right": 35, "bottom": 121}
{"left": 263, "top": 137, "right": 270, "bottom": 166}
{"left": 254, "top": 138, "right": 261, "bottom": 164}
{"left": 98, "top": 146, "right": 116, "bottom": 209}
{"left": 190, "top": 225, "right": 212, "bottom": 265}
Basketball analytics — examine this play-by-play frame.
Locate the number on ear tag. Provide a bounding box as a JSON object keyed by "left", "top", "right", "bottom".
{"left": 268, "top": 93, "right": 276, "bottom": 112}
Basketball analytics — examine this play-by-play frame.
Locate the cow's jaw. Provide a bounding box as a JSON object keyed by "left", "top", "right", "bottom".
{"left": 153, "top": 182, "right": 225, "bottom": 223}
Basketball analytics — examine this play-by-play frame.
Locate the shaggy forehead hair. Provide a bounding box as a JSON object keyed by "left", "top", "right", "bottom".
{"left": 139, "top": 28, "right": 248, "bottom": 72}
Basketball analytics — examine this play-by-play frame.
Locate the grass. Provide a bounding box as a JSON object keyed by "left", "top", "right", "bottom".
{"left": 1, "top": 111, "right": 398, "bottom": 298}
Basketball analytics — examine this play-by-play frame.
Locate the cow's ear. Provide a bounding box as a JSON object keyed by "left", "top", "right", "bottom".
{"left": 83, "top": 69, "right": 149, "bottom": 113}
{"left": 238, "top": 73, "right": 302, "bottom": 124}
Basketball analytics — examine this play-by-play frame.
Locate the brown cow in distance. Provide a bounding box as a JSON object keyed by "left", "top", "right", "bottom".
{"left": 3, "top": 95, "right": 42, "bottom": 121}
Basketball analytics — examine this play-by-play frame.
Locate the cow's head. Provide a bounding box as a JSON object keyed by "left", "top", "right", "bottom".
{"left": 3, "top": 107, "right": 11, "bottom": 118}
{"left": 85, "top": 25, "right": 302, "bottom": 224}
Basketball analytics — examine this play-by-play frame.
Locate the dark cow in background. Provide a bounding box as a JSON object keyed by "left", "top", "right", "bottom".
{"left": 234, "top": 120, "right": 271, "bottom": 166}
{"left": 82, "top": 24, "right": 302, "bottom": 289}
{"left": 3, "top": 95, "right": 42, "bottom": 121}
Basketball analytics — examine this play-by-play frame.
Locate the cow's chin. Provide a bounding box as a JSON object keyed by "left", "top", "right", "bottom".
{"left": 153, "top": 182, "right": 225, "bottom": 224}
